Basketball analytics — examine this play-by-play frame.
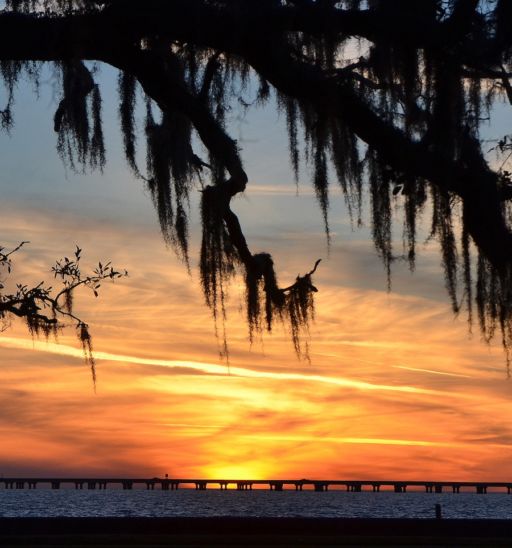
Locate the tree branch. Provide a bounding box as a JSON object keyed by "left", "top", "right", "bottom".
{"left": 235, "top": 37, "right": 512, "bottom": 269}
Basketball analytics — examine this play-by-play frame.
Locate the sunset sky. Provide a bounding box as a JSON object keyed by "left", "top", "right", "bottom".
{"left": 1, "top": 62, "right": 511, "bottom": 482}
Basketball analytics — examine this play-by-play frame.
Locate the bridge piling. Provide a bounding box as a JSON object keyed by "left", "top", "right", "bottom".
{"left": 1, "top": 478, "right": 511, "bottom": 493}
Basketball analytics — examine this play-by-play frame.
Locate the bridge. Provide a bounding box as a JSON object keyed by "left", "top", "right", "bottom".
{"left": 0, "top": 478, "right": 511, "bottom": 494}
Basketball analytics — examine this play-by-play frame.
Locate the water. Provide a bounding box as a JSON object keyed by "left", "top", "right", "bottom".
{"left": 0, "top": 490, "right": 511, "bottom": 519}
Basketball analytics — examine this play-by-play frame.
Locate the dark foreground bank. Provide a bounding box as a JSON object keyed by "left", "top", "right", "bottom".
{"left": 1, "top": 517, "right": 511, "bottom": 546}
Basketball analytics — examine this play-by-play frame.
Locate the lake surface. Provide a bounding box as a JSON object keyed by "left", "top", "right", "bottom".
{"left": 0, "top": 490, "right": 511, "bottom": 519}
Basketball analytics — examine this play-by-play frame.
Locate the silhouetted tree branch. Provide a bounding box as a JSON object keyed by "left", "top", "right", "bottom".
{"left": 0, "top": 0, "right": 512, "bottom": 361}
{"left": 0, "top": 242, "right": 127, "bottom": 386}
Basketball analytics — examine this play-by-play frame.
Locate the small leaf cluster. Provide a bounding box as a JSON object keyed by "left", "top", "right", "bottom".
{"left": 1, "top": 242, "right": 127, "bottom": 386}
{"left": 52, "top": 246, "right": 127, "bottom": 302}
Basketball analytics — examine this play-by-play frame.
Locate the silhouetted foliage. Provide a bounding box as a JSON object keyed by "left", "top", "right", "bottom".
{"left": 0, "top": 242, "right": 127, "bottom": 386}
{"left": 1, "top": 0, "right": 512, "bottom": 363}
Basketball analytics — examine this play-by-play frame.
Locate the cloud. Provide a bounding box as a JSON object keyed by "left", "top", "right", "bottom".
{"left": 243, "top": 434, "right": 469, "bottom": 448}
{"left": 0, "top": 166, "right": 510, "bottom": 480}
{"left": 393, "top": 365, "right": 472, "bottom": 379}
{"left": 0, "top": 336, "right": 441, "bottom": 396}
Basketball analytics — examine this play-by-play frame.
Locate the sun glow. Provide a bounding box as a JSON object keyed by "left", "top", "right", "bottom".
{"left": 204, "top": 464, "right": 272, "bottom": 481}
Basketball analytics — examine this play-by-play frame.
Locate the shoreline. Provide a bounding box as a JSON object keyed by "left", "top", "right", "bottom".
{"left": 1, "top": 517, "right": 511, "bottom": 546}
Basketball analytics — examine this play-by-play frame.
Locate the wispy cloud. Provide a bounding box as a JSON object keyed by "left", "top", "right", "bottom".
{"left": 0, "top": 336, "right": 441, "bottom": 396}
{"left": 243, "top": 434, "right": 468, "bottom": 448}
{"left": 240, "top": 434, "right": 512, "bottom": 458}
{"left": 393, "top": 365, "right": 472, "bottom": 379}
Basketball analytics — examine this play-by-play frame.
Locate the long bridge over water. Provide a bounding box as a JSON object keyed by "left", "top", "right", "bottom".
{"left": 0, "top": 478, "right": 510, "bottom": 494}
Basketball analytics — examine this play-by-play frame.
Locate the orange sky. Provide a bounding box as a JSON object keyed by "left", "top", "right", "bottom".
{"left": 0, "top": 65, "right": 511, "bottom": 481}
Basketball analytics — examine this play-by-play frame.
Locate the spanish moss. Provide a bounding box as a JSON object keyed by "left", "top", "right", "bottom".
{"left": 1, "top": 0, "right": 512, "bottom": 364}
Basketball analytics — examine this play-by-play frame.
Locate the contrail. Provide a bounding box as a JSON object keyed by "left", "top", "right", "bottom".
{"left": 243, "top": 433, "right": 512, "bottom": 449}
{"left": 393, "top": 365, "right": 472, "bottom": 379}
{"left": 1, "top": 336, "right": 443, "bottom": 396}
{"left": 243, "top": 434, "right": 465, "bottom": 448}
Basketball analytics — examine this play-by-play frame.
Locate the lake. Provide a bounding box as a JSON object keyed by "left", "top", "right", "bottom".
{"left": 0, "top": 489, "right": 511, "bottom": 519}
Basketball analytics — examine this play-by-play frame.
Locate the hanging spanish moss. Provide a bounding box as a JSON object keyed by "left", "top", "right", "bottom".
{"left": 431, "top": 188, "right": 459, "bottom": 313}
{"left": 283, "top": 271, "right": 316, "bottom": 362}
{"left": 246, "top": 253, "right": 279, "bottom": 336}
{"left": 476, "top": 256, "right": 512, "bottom": 370}
{"left": 244, "top": 253, "right": 320, "bottom": 362}
{"left": 144, "top": 102, "right": 194, "bottom": 264}
{"left": 312, "top": 117, "right": 331, "bottom": 241}
{"left": 200, "top": 185, "right": 238, "bottom": 358}
{"left": 367, "top": 151, "right": 393, "bottom": 285}
{"left": 283, "top": 97, "right": 300, "bottom": 182}
{"left": 78, "top": 322, "right": 96, "bottom": 392}
{"left": 118, "top": 71, "right": 139, "bottom": 175}
{"left": 329, "top": 117, "right": 363, "bottom": 225}
{"left": 462, "top": 227, "right": 473, "bottom": 330}
{"left": 90, "top": 85, "right": 106, "bottom": 171}
{"left": 1, "top": 0, "right": 512, "bottom": 366}
{"left": 54, "top": 61, "right": 106, "bottom": 172}
{"left": 26, "top": 312, "right": 58, "bottom": 341}
{"left": 0, "top": 60, "right": 42, "bottom": 133}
